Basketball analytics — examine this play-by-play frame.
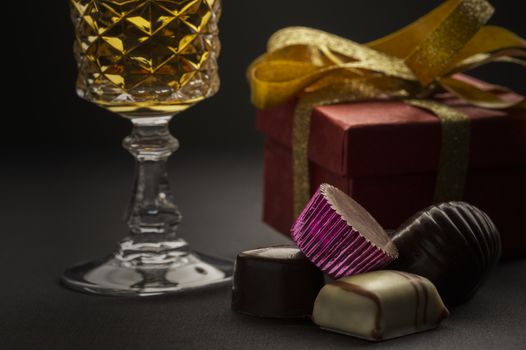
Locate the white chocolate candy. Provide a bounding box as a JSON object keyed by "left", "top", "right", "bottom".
{"left": 312, "top": 270, "right": 449, "bottom": 341}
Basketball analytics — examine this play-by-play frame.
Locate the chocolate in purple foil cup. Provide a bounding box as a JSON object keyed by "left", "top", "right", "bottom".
{"left": 292, "top": 184, "right": 398, "bottom": 279}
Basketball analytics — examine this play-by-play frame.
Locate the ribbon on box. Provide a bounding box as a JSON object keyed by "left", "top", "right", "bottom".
{"left": 248, "top": 0, "right": 526, "bottom": 216}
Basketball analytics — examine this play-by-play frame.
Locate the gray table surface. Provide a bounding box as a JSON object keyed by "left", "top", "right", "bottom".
{"left": 1, "top": 152, "right": 525, "bottom": 350}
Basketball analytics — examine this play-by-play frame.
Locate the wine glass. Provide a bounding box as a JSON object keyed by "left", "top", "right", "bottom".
{"left": 62, "top": 0, "right": 232, "bottom": 296}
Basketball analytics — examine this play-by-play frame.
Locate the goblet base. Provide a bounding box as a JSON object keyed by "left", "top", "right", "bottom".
{"left": 62, "top": 251, "right": 233, "bottom": 297}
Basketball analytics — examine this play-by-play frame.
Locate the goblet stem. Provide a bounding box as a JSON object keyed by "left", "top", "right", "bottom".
{"left": 62, "top": 115, "right": 233, "bottom": 296}
{"left": 118, "top": 116, "right": 188, "bottom": 265}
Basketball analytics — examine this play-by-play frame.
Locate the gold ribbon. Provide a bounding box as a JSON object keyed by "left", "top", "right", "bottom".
{"left": 248, "top": 0, "right": 526, "bottom": 216}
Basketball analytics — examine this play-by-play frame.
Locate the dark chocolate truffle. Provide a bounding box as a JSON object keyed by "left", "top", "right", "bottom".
{"left": 391, "top": 202, "right": 501, "bottom": 307}
{"left": 232, "top": 245, "right": 325, "bottom": 318}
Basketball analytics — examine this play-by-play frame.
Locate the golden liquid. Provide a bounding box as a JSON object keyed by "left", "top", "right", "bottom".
{"left": 70, "top": 0, "right": 221, "bottom": 117}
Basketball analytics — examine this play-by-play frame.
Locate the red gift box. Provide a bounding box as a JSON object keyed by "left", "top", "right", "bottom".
{"left": 257, "top": 83, "right": 526, "bottom": 259}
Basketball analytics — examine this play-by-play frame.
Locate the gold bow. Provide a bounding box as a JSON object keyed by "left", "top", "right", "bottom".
{"left": 248, "top": 0, "right": 526, "bottom": 216}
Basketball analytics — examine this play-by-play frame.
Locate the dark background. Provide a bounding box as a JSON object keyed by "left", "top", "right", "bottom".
{"left": 2, "top": 2, "right": 526, "bottom": 349}
{"left": 9, "top": 0, "right": 526, "bottom": 155}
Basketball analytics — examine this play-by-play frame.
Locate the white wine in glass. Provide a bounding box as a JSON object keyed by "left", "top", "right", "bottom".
{"left": 62, "top": 0, "right": 232, "bottom": 296}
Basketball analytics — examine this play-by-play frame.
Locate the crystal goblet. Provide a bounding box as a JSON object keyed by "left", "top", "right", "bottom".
{"left": 62, "top": 0, "right": 232, "bottom": 296}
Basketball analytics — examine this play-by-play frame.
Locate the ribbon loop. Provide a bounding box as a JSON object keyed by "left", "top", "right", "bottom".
{"left": 403, "top": 0, "right": 494, "bottom": 85}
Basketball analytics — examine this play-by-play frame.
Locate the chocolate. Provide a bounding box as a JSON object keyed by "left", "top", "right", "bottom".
{"left": 231, "top": 245, "right": 325, "bottom": 318}
{"left": 391, "top": 201, "right": 501, "bottom": 307}
{"left": 313, "top": 270, "right": 449, "bottom": 341}
{"left": 292, "top": 184, "right": 398, "bottom": 279}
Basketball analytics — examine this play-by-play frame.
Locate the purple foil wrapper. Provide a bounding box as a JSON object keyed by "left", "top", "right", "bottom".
{"left": 292, "top": 184, "right": 398, "bottom": 279}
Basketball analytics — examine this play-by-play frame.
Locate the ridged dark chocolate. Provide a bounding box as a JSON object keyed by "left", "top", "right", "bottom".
{"left": 391, "top": 202, "right": 501, "bottom": 307}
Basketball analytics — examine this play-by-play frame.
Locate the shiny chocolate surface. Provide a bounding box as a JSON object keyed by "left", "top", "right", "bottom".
{"left": 232, "top": 245, "right": 325, "bottom": 318}
{"left": 391, "top": 202, "right": 501, "bottom": 307}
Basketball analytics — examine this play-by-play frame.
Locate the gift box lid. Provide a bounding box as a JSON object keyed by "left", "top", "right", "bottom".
{"left": 256, "top": 79, "right": 526, "bottom": 178}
